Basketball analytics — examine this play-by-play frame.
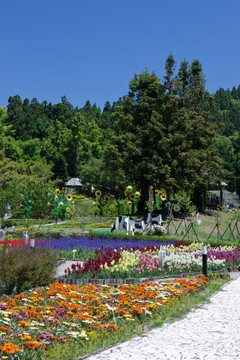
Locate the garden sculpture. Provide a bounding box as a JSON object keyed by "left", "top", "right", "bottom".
{"left": 92, "top": 189, "right": 110, "bottom": 216}
{"left": 158, "top": 246, "right": 171, "bottom": 268}
{"left": 19, "top": 194, "right": 32, "bottom": 219}
{"left": 48, "top": 189, "right": 74, "bottom": 223}
{"left": 111, "top": 213, "right": 164, "bottom": 235}
{"left": 23, "top": 230, "right": 29, "bottom": 245}
{"left": 111, "top": 216, "right": 135, "bottom": 235}
{"left": 124, "top": 185, "right": 141, "bottom": 215}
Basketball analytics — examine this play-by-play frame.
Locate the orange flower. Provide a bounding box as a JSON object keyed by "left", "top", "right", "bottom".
{"left": 0, "top": 342, "right": 21, "bottom": 354}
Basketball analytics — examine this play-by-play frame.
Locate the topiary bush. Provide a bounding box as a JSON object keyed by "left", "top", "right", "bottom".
{"left": 0, "top": 245, "right": 57, "bottom": 294}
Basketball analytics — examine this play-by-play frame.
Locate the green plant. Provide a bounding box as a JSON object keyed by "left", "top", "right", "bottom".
{"left": 73, "top": 194, "right": 85, "bottom": 199}
{"left": 0, "top": 245, "right": 57, "bottom": 294}
{"left": 171, "top": 190, "right": 196, "bottom": 215}
{"left": 41, "top": 341, "right": 85, "bottom": 360}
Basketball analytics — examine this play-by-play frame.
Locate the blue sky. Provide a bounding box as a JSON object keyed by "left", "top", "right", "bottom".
{"left": 1, "top": 0, "right": 240, "bottom": 110}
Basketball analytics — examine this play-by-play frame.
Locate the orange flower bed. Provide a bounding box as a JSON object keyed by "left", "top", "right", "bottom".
{"left": 0, "top": 277, "right": 208, "bottom": 358}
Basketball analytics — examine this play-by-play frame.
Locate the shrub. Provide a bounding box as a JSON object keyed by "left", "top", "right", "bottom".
{"left": 72, "top": 194, "right": 85, "bottom": 199}
{"left": 0, "top": 245, "right": 57, "bottom": 294}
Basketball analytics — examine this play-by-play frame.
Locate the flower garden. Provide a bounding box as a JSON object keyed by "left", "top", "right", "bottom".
{"left": 0, "top": 277, "right": 209, "bottom": 359}
{"left": 0, "top": 227, "right": 240, "bottom": 359}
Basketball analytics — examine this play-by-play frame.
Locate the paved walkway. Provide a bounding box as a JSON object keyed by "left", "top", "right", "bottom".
{"left": 55, "top": 259, "right": 85, "bottom": 278}
{"left": 83, "top": 273, "right": 240, "bottom": 360}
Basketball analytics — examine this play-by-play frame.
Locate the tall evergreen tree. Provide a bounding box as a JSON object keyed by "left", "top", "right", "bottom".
{"left": 104, "top": 56, "right": 226, "bottom": 210}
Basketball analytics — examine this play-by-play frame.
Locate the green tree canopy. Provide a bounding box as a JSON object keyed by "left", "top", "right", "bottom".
{"left": 104, "top": 56, "right": 226, "bottom": 208}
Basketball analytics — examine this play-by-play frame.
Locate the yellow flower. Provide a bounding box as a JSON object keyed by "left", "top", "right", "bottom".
{"left": 129, "top": 193, "right": 135, "bottom": 200}
{"left": 105, "top": 195, "right": 110, "bottom": 203}
{"left": 67, "top": 194, "right": 73, "bottom": 201}
{"left": 55, "top": 188, "right": 60, "bottom": 195}
{"left": 126, "top": 185, "right": 133, "bottom": 193}
{"left": 95, "top": 190, "right": 102, "bottom": 197}
{"left": 135, "top": 191, "right": 141, "bottom": 198}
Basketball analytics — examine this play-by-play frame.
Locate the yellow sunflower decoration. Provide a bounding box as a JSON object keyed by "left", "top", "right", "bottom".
{"left": 135, "top": 191, "right": 141, "bottom": 198}
{"left": 104, "top": 195, "right": 110, "bottom": 204}
{"left": 92, "top": 190, "right": 111, "bottom": 216}
{"left": 231, "top": 208, "right": 237, "bottom": 214}
{"left": 95, "top": 190, "right": 102, "bottom": 197}
{"left": 48, "top": 189, "right": 74, "bottom": 223}
{"left": 126, "top": 185, "right": 133, "bottom": 193}
{"left": 129, "top": 193, "right": 135, "bottom": 201}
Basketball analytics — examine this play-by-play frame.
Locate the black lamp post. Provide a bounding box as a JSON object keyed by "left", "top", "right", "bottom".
{"left": 202, "top": 245, "right": 208, "bottom": 277}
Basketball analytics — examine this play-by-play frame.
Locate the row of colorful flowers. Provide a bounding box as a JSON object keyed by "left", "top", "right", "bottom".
{"left": 0, "top": 236, "right": 175, "bottom": 252}
{"left": 0, "top": 236, "right": 177, "bottom": 264}
{"left": 1, "top": 236, "right": 240, "bottom": 279}
{"left": 0, "top": 277, "right": 208, "bottom": 359}
{"left": 65, "top": 242, "right": 240, "bottom": 279}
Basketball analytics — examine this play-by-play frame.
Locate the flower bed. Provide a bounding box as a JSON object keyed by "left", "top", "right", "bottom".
{"left": 0, "top": 236, "right": 178, "bottom": 262}
{"left": 0, "top": 277, "right": 208, "bottom": 359}
{"left": 1, "top": 237, "right": 240, "bottom": 280}
{"left": 64, "top": 243, "right": 240, "bottom": 280}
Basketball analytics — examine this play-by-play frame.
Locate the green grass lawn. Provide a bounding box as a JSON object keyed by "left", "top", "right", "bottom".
{"left": 166, "top": 211, "right": 240, "bottom": 245}
{"left": 6, "top": 210, "right": 240, "bottom": 247}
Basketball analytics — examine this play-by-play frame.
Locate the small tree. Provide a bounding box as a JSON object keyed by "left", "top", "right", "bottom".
{"left": 171, "top": 190, "right": 196, "bottom": 216}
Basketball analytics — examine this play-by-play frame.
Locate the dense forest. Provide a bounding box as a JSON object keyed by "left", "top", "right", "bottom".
{"left": 1, "top": 54, "right": 240, "bottom": 215}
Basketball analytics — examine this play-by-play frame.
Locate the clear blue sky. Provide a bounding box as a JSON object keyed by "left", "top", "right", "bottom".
{"left": 1, "top": 0, "right": 240, "bottom": 110}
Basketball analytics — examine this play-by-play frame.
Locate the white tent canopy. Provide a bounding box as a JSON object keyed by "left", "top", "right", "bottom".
{"left": 65, "top": 178, "right": 83, "bottom": 187}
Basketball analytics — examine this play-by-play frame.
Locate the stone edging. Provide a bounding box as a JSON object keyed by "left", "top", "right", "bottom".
{"left": 53, "top": 266, "right": 239, "bottom": 286}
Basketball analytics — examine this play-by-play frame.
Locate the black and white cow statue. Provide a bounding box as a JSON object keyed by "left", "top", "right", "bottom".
{"left": 111, "top": 216, "right": 135, "bottom": 235}
{"left": 111, "top": 213, "right": 164, "bottom": 235}
{"left": 146, "top": 213, "right": 164, "bottom": 226}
